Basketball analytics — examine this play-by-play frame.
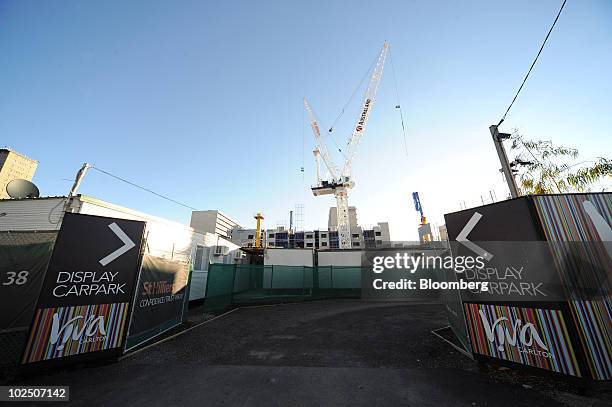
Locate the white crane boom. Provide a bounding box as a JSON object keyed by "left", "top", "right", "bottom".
{"left": 304, "top": 97, "right": 339, "bottom": 181}
{"left": 304, "top": 42, "right": 389, "bottom": 249}
{"left": 341, "top": 41, "right": 389, "bottom": 178}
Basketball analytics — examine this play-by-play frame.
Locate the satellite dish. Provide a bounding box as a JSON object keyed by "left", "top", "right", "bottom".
{"left": 6, "top": 179, "right": 40, "bottom": 199}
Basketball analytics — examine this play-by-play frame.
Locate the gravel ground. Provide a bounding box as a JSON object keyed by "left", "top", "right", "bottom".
{"left": 8, "top": 300, "right": 612, "bottom": 407}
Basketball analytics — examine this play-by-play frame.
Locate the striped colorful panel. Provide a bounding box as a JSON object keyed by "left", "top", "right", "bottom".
{"left": 533, "top": 194, "right": 612, "bottom": 297}
{"left": 533, "top": 194, "right": 612, "bottom": 380}
{"left": 570, "top": 299, "right": 612, "bottom": 380}
{"left": 22, "top": 302, "right": 129, "bottom": 364}
{"left": 464, "top": 303, "right": 581, "bottom": 377}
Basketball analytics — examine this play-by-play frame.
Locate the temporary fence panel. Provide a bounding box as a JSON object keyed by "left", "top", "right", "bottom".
{"left": 204, "top": 264, "right": 235, "bottom": 312}
{"left": 203, "top": 264, "right": 362, "bottom": 313}
{"left": 0, "top": 231, "right": 57, "bottom": 370}
{"left": 125, "top": 255, "right": 190, "bottom": 351}
{"left": 433, "top": 256, "right": 472, "bottom": 354}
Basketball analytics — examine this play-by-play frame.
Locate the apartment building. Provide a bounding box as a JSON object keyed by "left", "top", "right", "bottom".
{"left": 0, "top": 147, "right": 38, "bottom": 199}
{"left": 190, "top": 210, "right": 242, "bottom": 240}
{"left": 257, "top": 222, "right": 390, "bottom": 250}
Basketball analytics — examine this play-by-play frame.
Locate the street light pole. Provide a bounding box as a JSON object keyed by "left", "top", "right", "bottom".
{"left": 489, "top": 125, "right": 520, "bottom": 199}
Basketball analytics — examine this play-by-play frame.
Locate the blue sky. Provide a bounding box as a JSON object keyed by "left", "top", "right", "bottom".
{"left": 1, "top": 0, "right": 611, "bottom": 240}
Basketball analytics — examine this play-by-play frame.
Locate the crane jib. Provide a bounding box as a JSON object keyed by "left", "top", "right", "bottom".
{"left": 311, "top": 122, "right": 320, "bottom": 136}
{"left": 356, "top": 99, "right": 372, "bottom": 131}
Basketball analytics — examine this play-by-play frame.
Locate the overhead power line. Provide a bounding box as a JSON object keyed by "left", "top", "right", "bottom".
{"left": 498, "top": 0, "right": 567, "bottom": 126}
{"left": 90, "top": 166, "right": 199, "bottom": 211}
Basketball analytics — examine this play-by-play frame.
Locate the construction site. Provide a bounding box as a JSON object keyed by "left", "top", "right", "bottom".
{"left": 1, "top": 1, "right": 611, "bottom": 406}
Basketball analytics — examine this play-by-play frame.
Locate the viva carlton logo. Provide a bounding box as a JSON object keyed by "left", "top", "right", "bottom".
{"left": 478, "top": 310, "right": 553, "bottom": 358}
{"left": 50, "top": 312, "right": 107, "bottom": 350}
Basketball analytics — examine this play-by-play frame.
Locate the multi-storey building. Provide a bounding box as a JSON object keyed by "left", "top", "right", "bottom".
{"left": 190, "top": 210, "right": 242, "bottom": 240}
{"left": 255, "top": 222, "right": 390, "bottom": 250}
{"left": 0, "top": 148, "right": 38, "bottom": 199}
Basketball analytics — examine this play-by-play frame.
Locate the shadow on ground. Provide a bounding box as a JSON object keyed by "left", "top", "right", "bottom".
{"left": 10, "top": 300, "right": 612, "bottom": 406}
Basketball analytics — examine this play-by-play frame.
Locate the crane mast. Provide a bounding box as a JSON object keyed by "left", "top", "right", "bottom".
{"left": 305, "top": 42, "right": 389, "bottom": 249}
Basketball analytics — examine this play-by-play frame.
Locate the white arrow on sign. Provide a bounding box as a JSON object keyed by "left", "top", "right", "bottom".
{"left": 99, "top": 222, "right": 136, "bottom": 266}
{"left": 456, "top": 212, "right": 493, "bottom": 261}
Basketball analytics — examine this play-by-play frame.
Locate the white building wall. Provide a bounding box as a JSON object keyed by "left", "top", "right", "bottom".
{"left": 317, "top": 250, "right": 364, "bottom": 267}
{"left": 264, "top": 248, "right": 314, "bottom": 267}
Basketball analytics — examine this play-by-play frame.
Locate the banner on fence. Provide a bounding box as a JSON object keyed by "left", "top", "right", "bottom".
{"left": 0, "top": 232, "right": 57, "bottom": 331}
{"left": 126, "top": 255, "right": 189, "bottom": 349}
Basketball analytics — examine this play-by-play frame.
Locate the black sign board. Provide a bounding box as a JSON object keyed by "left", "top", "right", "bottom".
{"left": 22, "top": 213, "right": 145, "bottom": 364}
{"left": 444, "top": 197, "right": 565, "bottom": 302}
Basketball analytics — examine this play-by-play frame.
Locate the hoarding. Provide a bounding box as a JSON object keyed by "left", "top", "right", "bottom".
{"left": 445, "top": 197, "right": 565, "bottom": 303}
{"left": 464, "top": 303, "right": 581, "bottom": 377}
{"left": 0, "top": 232, "right": 57, "bottom": 331}
{"left": 532, "top": 193, "right": 612, "bottom": 380}
{"left": 22, "top": 213, "right": 145, "bottom": 364}
{"left": 126, "top": 255, "right": 189, "bottom": 349}
{"left": 445, "top": 193, "right": 612, "bottom": 381}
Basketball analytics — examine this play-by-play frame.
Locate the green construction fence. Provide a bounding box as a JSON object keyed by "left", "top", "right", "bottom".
{"left": 203, "top": 264, "right": 362, "bottom": 312}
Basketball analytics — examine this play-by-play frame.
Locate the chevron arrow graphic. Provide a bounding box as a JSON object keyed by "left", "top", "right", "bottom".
{"left": 456, "top": 212, "right": 493, "bottom": 261}
{"left": 99, "top": 222, "right": 136, "bottom": 266}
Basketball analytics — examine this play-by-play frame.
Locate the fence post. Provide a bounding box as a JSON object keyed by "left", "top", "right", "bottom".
{"left": 203, "top": 262, "right": 212, "bottom": 312}
{"left": 231, "top": 264, "right": 237, "bottom": 307}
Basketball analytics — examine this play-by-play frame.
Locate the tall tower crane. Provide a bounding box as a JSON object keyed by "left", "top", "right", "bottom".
{"left": 304, "top": 42, "right": 389, "bottom": 249}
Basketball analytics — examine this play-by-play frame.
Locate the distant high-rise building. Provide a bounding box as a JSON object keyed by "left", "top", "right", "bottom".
{"left": 0, "top": 148, "right": 38, "bottom": 199}
{"left": 328, "top": 206, "right": 358, "bottom": 231}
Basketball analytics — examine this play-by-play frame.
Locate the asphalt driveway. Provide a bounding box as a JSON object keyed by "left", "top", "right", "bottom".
{"left": 10, "top": 300, "right": 611, "bottom": 406}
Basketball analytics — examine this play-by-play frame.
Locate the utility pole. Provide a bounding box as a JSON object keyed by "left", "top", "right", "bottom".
{"left": 69, "top": 162, "right": 91, "bottom": 197}
{"left": 489, "top": 125, "right": 520, "bottom": 199}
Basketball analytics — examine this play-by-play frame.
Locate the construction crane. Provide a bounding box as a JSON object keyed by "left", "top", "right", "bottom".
{"left": 304, "top": 42, "right": 389, "bottom": 249}
{"left": 412, "top": 192, "right": 426, "bottom": 225}
{"left": 254, "top": 212, "right": 264, "bottom": 248}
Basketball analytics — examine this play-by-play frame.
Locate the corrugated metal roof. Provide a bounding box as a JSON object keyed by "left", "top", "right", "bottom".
{"left": 0, "top": 197, "right": 67, "bottom": 231}
{"left": 0, "top": 195, "right": 68, "bottom": 202}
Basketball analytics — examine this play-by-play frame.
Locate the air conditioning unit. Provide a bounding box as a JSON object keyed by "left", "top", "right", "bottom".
{"left": 213, "top": 245, "right": 230, "bottom": 256}
{"left": 234, "top": 250, "right": 245, "bottom": 260}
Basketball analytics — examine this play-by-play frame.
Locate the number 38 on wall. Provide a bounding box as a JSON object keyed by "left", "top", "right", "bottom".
{"left": 2, "top": 270, "right": 29, "bottom": 286}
